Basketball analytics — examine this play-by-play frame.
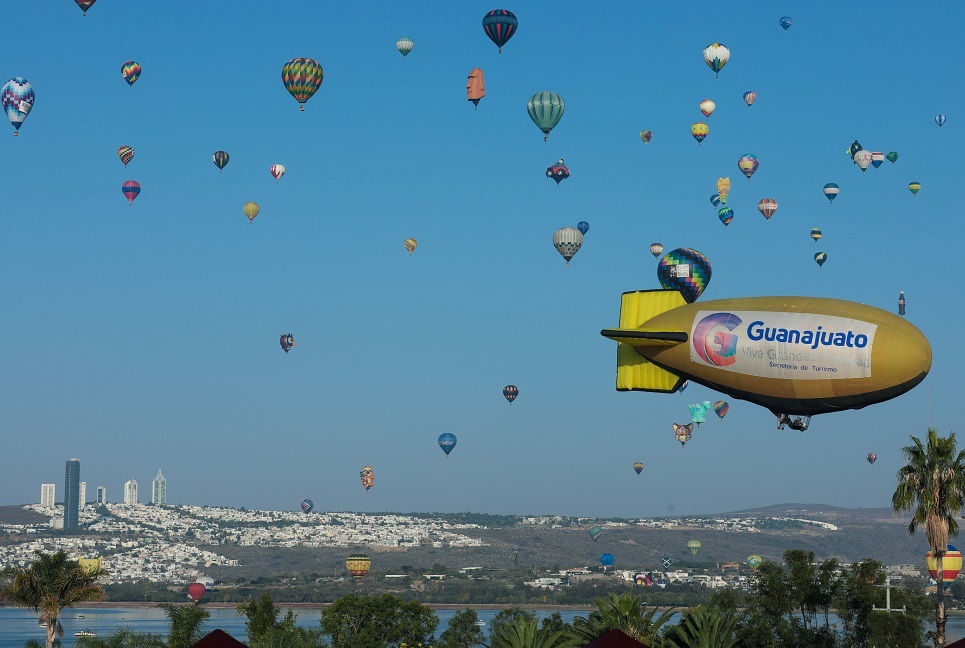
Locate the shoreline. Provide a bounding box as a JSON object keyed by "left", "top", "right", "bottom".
{"left": 1, "top": 601, "right": 595, "bottom": 612}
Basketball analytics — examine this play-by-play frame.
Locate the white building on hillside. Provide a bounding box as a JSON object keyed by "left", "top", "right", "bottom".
{"left": 152, "top": 470, "right": 166, "bottom": 506}
{"left": 41, "top": 484, "right": 55, "bottom": 507}
{"left": 124, "top": 479, "right": 138, "bottom": 505}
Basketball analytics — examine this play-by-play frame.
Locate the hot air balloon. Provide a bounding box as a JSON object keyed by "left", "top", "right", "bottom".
{"left": 121, "top": 61, "right": 141, "bottom": 86}
{"left": 657, "top": 248, "right": 712, "bottom": 303}
{"left": 396, "top": 36, "right": 414, "bottom": 60}
{"left": 300, "top": 499, "right": 314, "bottom": 514}
{"left": 360, "top": 465, "right": 374, "bottom": 491}
{"left": 810, "top": 228, "right": 823, "bottom": 242}
{"left": 546, "top": 158, "right": 570, "bottom": 185}
{"left": 710, "top": 194, "right": 721, "bottom": 208}
{"left": 747, "top": 555, "right": 762, "bottom": 570}
{"left": 188, "top": 582, "right": 205, "bottom": 603}
{"left": 814, "top": 252, "right": 827, "bottom": 268}
{"left": 936, "top": 114, "right": 946, "bottom": 127}
{"left": 482, "top": 10, "right": 517, "bottom": 53}
{"left": 908, "top": 181, "right": 921, "bottom": 196}
{"left": 553, "top": 227, "right": 583, "bottom": 266}
{"left": 404, "top": 238, "right": 418, "bottom": 254}
{"left": 779, "top": 16, "right": 792, "bottom": 30}
{"left": 346, "top": 554, "right": 371, "bottom": 584}
{"left": 871, "top": 152, "right": 885, "bottom": 169}
{"left": 718, "top": 207, "right": 734, "bottom": 227}
{"left": 926, "top": 545, "right": 963, "bottom": 588}
{"left": 600, "top": 553, "right": 614, "bottom": 570}
{"left": 849, "top": 140, "right": 863, "bottom": 160}
{"left": 687, "top": 540, "right": 701, "bottom": 557}
{"left": 527, "top": 92, "right": 565, "bottom": 141}
{"left": 438, "top": 433, "right": 457, "bottom": 456}
{"left": 495, "top": 385, "right": 517, "bottom": 406}
{"left": 743, "top": 91, "right": 757, "bottom": 107}
{"left": 853, "top": 150, "right": 873, "bottom": 172}
{"left": 213, "top": 151, "right": 229, "bottom": 171}
{"left": 639, "top": 130, "right": 652, "bottom": 144}
{"left": 633, "top": 462, "right": 644, "bottom": 475}
{"left": 703, "top": 43, "right": 730, "bottom": 78}
{"left": 117, "top": 146, "right": 134, "bottom": 166}
{"left": 691, "top": 122, "right": 709, "bottom": 145}
{"left": 280, "top": 333, "right": 295, "bottom": 354}
{"left": 716, "top": 178, "right": 730, "bottom": 204}
{"left": 122, "top": 180, "right": 140, "bottom": 205}
{"left": 699, "top": 99, "right": 716, "bottom": 118}
{"left": 738, "top": 154, "right": 759, "bottom": 180}
{"left": 899, "top": 291, "right": 906, "bottom": 316}
{"left": 689, "top": 402, "right": 710, "bottom": 425}
{"left": 282, "top": 58, "right": 324, "bottom": 111}
{"left": 650, "top": 243, "right": 664, "bottom": 258}
{"left": 886, "top": 151, "right": 898, "bottom": 165}
{"left": 823, "top": 183, "right": 839, "bottom": 204}
{"left": 466, "top": 68, "right": 485, "bottom": 109}
{"left": 577, "top": 221, "right": 589, "bottom": 235}
{"left": 866, "top": 453, "right": 876, "bottom": 464}
{"left": 588, "top": 525, "right": 603, "bottom": 541}
{"left": 243, "top": 202, "right": 260, "bottom": 223}
{"left": 673, "top": 423, "right": 693, "bottom": 446}
{"left": 270, "top": 164, "right": 286, "bottom": 181}
{"left": 713, "top": 401, "right": 729, "bottom": 419}
{"left": 75, "top": 0, "right": 95, "bottom": 15}
{"left": 1, "top": 77, "right": 34, "bottom": 135}
{"left": 757, "top": 198, "right": 778, "bottom": 220}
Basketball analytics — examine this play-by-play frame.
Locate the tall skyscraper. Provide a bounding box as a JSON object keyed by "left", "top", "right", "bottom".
{"left": 64, "top": 459, "right": 80, "bottom": 532}
{"left": 40, "top": 483, "right": 55, "bottom": 507}
{"left": 96, "top": 486, "right": 107, "bottom": 505}
{"left": 152, "top": 470, "right": 167, "bottom": 506}
{"left": 123, "top": 479, "right": 138, "bottom": 505}
{"left": 79, "top": 482, "right": 87, "bottom": 508}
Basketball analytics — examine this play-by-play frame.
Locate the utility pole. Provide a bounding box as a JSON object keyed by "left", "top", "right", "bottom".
{"left": 872, "top": 579, "right": 906, "bottom": 613}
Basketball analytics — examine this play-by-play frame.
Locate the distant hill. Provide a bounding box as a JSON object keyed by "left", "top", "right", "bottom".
{"left": 0, "top": 505, "right": 49, "bottom": 525}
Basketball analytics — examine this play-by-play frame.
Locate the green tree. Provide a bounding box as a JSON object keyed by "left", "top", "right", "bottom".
{"left": 0, "top": 550, "right": 105, "bottom": 648}
{"left": 320, "top": 593, "right": 438, "bottom": 648}
{"left": 571, "top": 592, "right": 675, "bottom": 645}
{"left": 489, "top": 617, "right": 578, "bottom": 648}
{"left": 663, "top": 605, "right": 741, "bottom": 648}
{"left": 867, "top": 611, "right": 927, "bottom": 648}
{"left": 159, "top": 603, "right": 209, "bottom": 648}
{"left": 892, "top": 428, "right": 965, "bottom": 647}
{"left": 237, "top": 593, "right": 295, "bottom": 644}
{"left": 489, "top": 609, "right": 537, "bottom": 643}
{"left": 76, "top": 629, "right": 166, "bottom": 648}
{"left": 438, "top": 608, "right": 486, "bottom": 648}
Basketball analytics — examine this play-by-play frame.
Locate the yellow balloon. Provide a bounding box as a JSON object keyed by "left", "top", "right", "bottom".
{"left": 243, "top": 202, "right": 260, "bottom": 223}
{"left": 404, "top": 238, "right": 418, "bottom": 254}
{"left": 716, "top": 177, "right": 731, "bottom": 204}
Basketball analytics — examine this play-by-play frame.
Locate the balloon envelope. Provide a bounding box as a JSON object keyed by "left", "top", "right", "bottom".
{"left": 926, "top": 545, "right": 962, "bottom": 586}
{"left": 467, "top": 68, "right": 486, "bottom": 108}
{"left": 527, "top": 92, "right": 565, "bottom": 141}
{"left": 810, "top": 228, "right": 823, "bottom": 241}
{"left": 853, "top": 150, "right": 873, "bottom": 172}
{"left": 718, "top": 207, "right": 734, "bottom": 227}
{"left": 438, "top": 433, "right": 457, "bottom": 456}
{"left": 600, "top": 553, "right": 614, "bottom": 567}
{"left": 270, "top": 164, "right": 286, "bottom": 180}
{"left": 243, "top": 202, "right": 260, "bottom": 223}
{"left": 909, "top": 181, "right": 921, "bottom": 196}
{"left": 503, "top": 385, "right": 518, "bottom": 403}
{"left": 871, "top": 151, "right": 884, "bottom": 168}
{"left": 633, "top": 462, "right": 644, "bottom": 475}
{"left": 75, "top": 0, "right": 96, "bottom": 14}
{"left": 346, "top": 554, "right": 371, "bottom": 583}
{"left": 702, "top": 43, "right": 730, "bottom": 77}
{"left": 122, "top": 180, "right": 141, "bottom": 204}
{"left": 886, "top": 151, "right": 898, "bottom": 164}
{"left": 823, "top": 183, "right": 839, "bottom": 203}
{"left": 117, "top": 146, "right": 134, "bottom": 166}
{"left": 404, "top": 238, "right": 418, "bottom": 254}
{"left": 300, "top": 499, "right": 314, "bottom": 514}
{"left": 747, "top": 555, "right": 762, "bottom": 570}
{"left": 553, "top": 227, "right": 583, "bottom": 265}
{"left": 360, "top": 465, "right": 374, "bottom": 491}
{"left": 213, "top": 151, "right": 229, "bottom": 170}
{"left": 866, "top": 453, "right": 876, "bottom": 464}
{"left": 649, "top": 243, "right": 664, "bottom": 258}
{"left": 657, "top": 248, "right": 712, "bottom": 303}
{"left": 673, "top": 423, "right": 693, "bottom": 446}
{"left": 282, "top": 58, "right": 324, "bottom": 110}
{"left": 396, "top": 37, "right": 414, "bottom": 58}
{"left": 546, "top": 159, "right": 570, "bottom": 184}
{"left": 738, "top": 153, "right": 759, "bottom": 180}
{"left": 699, "top": 99, "right": 716, "bottom": 118}
{"left": 713, "top": 401, "right": 729, "bottom": 418}
{"left": 779, "top": 16, "right": 792, "bottom": 30}
{"left": 482, "top": 9, "right": 517, "bottom": 52}
{"left": 1, "top": 77, "right": 34, "bottom": 134}
{"left": 639, "top": 130, "right": 652, "bottom": 144}
{"left": 121, "top": 61, "right": 141, "bottom": 86}
{"left": 687, "top": 540, "right": 701, "bottom": 557}
{"left": 188, "top": 582, "right": 205, "bottom": 603}
{"left": 577, "top": 221, "right": 589, "bottom": 235}
{"left": 691, "top": 122, "right": 708, "bottom": 144}
{"left": 588, "top": 525, "right": 603, "bottom": 541}
{"left": 743, "top": 91, "right": 757, "bottom": 106}
{"left": 710, "top": 194, "right": 721, "bottom": 207}
{"left": 758, "top": 198, "right": 778, "bottom": 220}
{"left": 936, "top": 114, "right": 946, "bottom": 127}
{"left": 814, "top": 252, "right": 827, "bottom": 267}
{"left": 280, "top": 334, "right": 295, "bottom": 353}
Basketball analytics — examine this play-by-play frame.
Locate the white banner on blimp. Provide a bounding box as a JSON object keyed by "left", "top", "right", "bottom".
{"left": 690, "top": 311, "right": 877, "bottom": 380}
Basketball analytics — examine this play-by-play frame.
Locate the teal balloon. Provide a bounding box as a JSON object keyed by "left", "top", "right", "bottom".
{"left": 577, "top": 221, "right": 589, "bottom": 235}
{"left": 438, "top": 433, "right": 457, "bottom": 456}
{"left": 718, "top": 207, "right": 734, "bottom": 226}
{"left": 588, "top": 525, "right": 603, "bottom": 541}
{"left": 689, "top": 402, "right": 709, "bottom": 425}
{"left": 710, "top": 194, "right": 721, "bottom": 207}
{"left": 527, "top": 92, "right": 565, "bottom": 142}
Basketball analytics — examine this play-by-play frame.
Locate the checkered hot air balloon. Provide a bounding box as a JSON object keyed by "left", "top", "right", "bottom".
{"left": 1, "top": 77, "right": 34, "bottom": 136}
{"left": 282, "top": 58, "right": 324, "bottom": 111}
{"left": 657, "top": 248, "right": 712, "bottom": 303}
{"left": 117, "top": 146, "right": 134, "bottom": 166}
{"left": 482, "top": 10, "right": 517, "bottom": 53}
{"left": 120, "top": 61, "right": 141, "bottom": 86}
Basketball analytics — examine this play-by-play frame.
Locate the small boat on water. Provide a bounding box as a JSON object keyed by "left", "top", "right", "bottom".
{"left": 475, "top": 620, "right": 486, "bottom": 626}
{"left": 75, "top": 630, "right": 96, "bottom": 637}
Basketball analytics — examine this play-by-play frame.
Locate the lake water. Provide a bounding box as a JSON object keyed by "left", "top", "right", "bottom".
{"left": 1, "top": 606, "right": 963, "bottom": 646}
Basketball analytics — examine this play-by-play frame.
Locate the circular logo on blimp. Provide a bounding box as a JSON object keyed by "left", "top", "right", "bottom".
{"left": 693, "top": 312, "right": 743, "bottom": 367}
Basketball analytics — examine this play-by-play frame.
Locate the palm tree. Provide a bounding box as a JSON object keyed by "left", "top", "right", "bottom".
{"left": 571, "top": 592, "right": 675, "bottom": 644}
{"left": 892, "top": 428, "right": 965, "bottom": 648}
{"left": 663, "top": 605, "right": 741, "bottom": 648}
{"left": 159, "top": 603, "right": 209, "bottom": 648}
{"left": 489, "top": 617, "right": 578, "bottom": 648}
{"left": 0, "top": 550, "right": 105, "bottom": 648}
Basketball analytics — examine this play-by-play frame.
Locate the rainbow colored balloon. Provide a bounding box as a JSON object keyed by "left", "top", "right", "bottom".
{"left": 1, "top": 77, "right": 34, "bottom": 135}
{"left": 282, "top": 58, "right": 324, "bottom": 111}
{"left": 121, "top": 61, "right": 141, "bottom": 86}
{"left": 738, "top": 153, "right": 759, "bottom": 180}
{"left": 657, "top": 248, "right": 712, "bottom": 303}
{"left": 117, "top": 146, "right": 134, "bottom": 166}
{"left": 713, "top": 401, "right": 729, "bottom": 419}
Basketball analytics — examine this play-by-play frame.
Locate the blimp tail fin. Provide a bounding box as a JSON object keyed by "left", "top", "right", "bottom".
{"left": 604, "top": 290, "right": 688, "bottom": 392}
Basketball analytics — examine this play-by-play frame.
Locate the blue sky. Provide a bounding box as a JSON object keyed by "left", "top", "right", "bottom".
{"left": 1, "top": 2, "right": 962, "bottom": 517}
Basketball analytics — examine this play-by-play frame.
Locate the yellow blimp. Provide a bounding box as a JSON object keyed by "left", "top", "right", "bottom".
{"left": 601, "top": 290, "right": 931, "bottom": 430}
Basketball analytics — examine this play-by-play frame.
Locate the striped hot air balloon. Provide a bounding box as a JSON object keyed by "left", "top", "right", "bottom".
{"left": 649, "top": 243, "right": 664, "bottom": 258}
{"left": 810, "top": 228, "right": 823, "bottom": 242}
{"left": 527, "top": 92, "right": 565, "bottom": 141}
{"left": 117, "top": 146, "right": 134, "bottom": 166}
{"left": 909, "top": 181, "right": 921, "bottom": 196}
{"left": 713, "top": 401, "right": 729, "bottom": 419}
{"left": 213, "top": 150, "right": 229, "bottom": 171}
{"left": 823, "top": 183, "right": 839, "bottom": 204}
{"left": 121, "top": 61, "right": 141, "bottom": 86}
{"left": 871, "top": 151, "right": 885, "bottom": 168}
{"left": 927, "top": 546, "right": 963, "bottom": 588}
{"left": 936, "top": 114, "right": 946, "bottom": 127}
{"left": 346, "top": 554, "right": 371, "bottom": 583}
{"left": 243, "top": 202, "right": 260, "bottom": 223}
{"left": 552, "top": 227, "right": 583, "bottom": 266}
{"left": 588, "top": 525, "right": 603, "bottom": 541}
{"left": 482, "top": 10, "right": 517, "bottom": 53}
{"left": 121, "top": 180, "right": 140, "bottom": 204}
{"left": 300, "top": 499, "right": 314, "bottom": 514}
{"left": 404, "top": 238, "right": 418, "bottom": 254}
{"left": 757, "top": 198, "right": 778, "bottom": 220}
{"left": 282, "top": 58, "right": 324, "bottom": 111}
